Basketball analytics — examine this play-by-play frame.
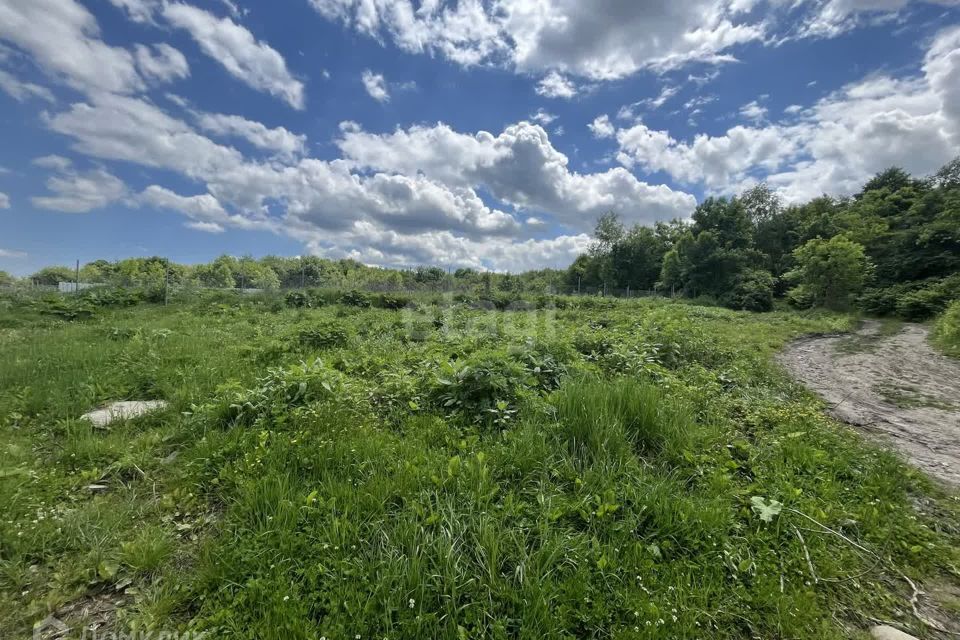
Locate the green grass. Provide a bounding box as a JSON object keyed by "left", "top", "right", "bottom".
{"left": 933, "top": 299, "right": 960, "bottom": 358}
{"left": 1, "top": 292, "right": 958, "bottom": 639}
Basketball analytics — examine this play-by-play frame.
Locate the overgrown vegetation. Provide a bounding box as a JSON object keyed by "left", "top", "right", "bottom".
{"left": 934, "top": 299, "right": 960, "bottom": 357}
{"left": 1, "top": 290, "right": 957, "bottom": 639}
{"left": 569, "top": 159, "right": 960, "bottom": 316}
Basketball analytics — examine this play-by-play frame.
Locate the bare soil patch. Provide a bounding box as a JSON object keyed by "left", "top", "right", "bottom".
{"left": 779, "top": 320, "right": 960, "bottom": 488}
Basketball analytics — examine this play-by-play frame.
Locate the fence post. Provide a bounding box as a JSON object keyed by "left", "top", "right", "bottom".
{"left": 75, "top": 260, "right": 80, "bottom": 295}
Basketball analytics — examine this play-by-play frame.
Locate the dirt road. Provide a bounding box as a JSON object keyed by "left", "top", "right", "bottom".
{"left": 779, "top": 321, "right": 960, "bottom": 488}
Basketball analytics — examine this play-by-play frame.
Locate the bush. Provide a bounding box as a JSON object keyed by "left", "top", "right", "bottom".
{"left": 933, "top": 299, "right": 960, "bottom": 356}
{"left": 727, "top": 270, "right": 774, "bottom": 312}
{"left": 285, "top": 291, "right": 310, "bottom": 308}
{"left": 429, "top": 355, "right": 532, "bottom": 424}
{"left": 375, "top": 292, "right": 412, "bottom": 310}
{"left": 785, "top": 284, "right": 815, "bottom": 310}
{"left": 297, "top": 321, "right": 352, "bottom": 350}
{"left": 340, "top": 289, "right": 372, "bottom": 308}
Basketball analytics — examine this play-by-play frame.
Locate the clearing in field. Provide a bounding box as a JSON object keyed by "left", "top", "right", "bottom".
{"left": 1, "top": 291, "right": 959, "bottom": 639}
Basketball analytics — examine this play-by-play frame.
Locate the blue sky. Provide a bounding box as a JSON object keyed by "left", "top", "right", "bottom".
{"left": 1, "top": 0, "right": 958, "bottom": 275}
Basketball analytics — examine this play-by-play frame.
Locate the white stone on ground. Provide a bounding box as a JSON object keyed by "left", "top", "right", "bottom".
{"left": 81, "top": 401, "right": 169, "bottom": 427}
{"left": 870, "top": 625, "right": 919, "bottom": 640}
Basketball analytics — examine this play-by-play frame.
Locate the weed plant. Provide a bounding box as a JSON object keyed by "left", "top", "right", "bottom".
{"left": 1, "top": 292, "right": 957, "bottom": 638}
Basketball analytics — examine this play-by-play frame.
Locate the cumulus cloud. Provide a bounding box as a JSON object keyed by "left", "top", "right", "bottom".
{"left": 588, "top": 114, "right": 615, "bottom": 138}
{"left": 162, "top": 2, "right": 305, "bottom": 109}
{"left": 47, "top": 92, "right": 246, "bottom": 180}
{"left": 0, "top": 0, "right": 143, "bottom": 95}
{"left": 308, "top": 0, "right": 766, "bottom": 80}
{"left": 0, "top": 192, "right": 9, "bottom": 209}
{"left": 134, "top": 43, "right": 190, "bottom": 83}
{"left": 0, "top": 68, "right": 55, "bottom": 102}
{"left": 193, "top": 111, "right": 306, "bottom": 158}
{"left": 31, "top": 166, "right": 128, "bottom": 213}
{"left": 613, "top": 24, "right": 960, "bottom": 201}
{"left": 535, "top": 71, "right": 577, "bottom": 99}
{"left": 739, "top": 99, "right": 768, "bottom": 122}
{"left": 336, "top": 121, "right": 696, "bottom": 230}
{"left": 39, "top": 84, "right": 695, "bottom": 268}
{"left": 139, "top": 184, "right": 276, "bottom": 232}
{"left": 361, "top": 70, "right": 389, "bottom": 102}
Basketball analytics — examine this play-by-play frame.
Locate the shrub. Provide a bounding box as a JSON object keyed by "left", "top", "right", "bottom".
{"left": 430, "top": 355, "right": 531, "bottom": 424}
{"left": 785, "top": 284, "right": 815, "bottom": 310}
{"left": 297, "top": 321, "right": 352, "bottom": 350}
{"left": 727, "top": 270, "right": 774, "bottom": 312}
{"left": 375, "top": 292, "right": 412, "bottom": 310}
{"left": 340, "top": 289, "right": 372, "bottom": 308}
{"left": 934, "top": 299, "right": 960, "bottom": 356}
{"left": 285, "top": 291, "right": 310, "bottom": 308}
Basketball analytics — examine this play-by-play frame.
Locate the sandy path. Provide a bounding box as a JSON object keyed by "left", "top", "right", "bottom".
{"left": 778, "top": 321, "right": 960, "bottom": 488}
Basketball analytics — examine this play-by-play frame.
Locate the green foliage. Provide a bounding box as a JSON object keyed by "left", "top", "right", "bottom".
{"left": 786, "top": 235, "right": 872, "bottom": 310}
{"left": 296, "top": 321, "right": 352, "bottom": 350}
{"left": 429, "top": 355, "right": 531, "bottom": 424}
{"left": 727, "top": 269, "right": 775, "bottom": 312}
{"left": 339, "top": 289, "right": 372, "bottom": 308}
{"left": 0, "top": 287, "right": 957, "bottom": 640}
{"left": 934, "top": 299, "right": 960, "bottom": 357}
{"left": 30, "top": 265, "right": 75, "bottom": 286}
{"left": 284, "top": 290, "right": 310, "bottom": 308}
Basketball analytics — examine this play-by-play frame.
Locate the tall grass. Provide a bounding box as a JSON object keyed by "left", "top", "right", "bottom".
{"left": 0, "top": 295, "right": 957, "bottom": 639}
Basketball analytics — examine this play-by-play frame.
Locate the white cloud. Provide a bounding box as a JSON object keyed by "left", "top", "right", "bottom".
{"left": 308, "top": 0, "right": 767, "bottom": 81}
{"left": 32, "top": 155, "right": 73, "bottom": 171}
{"left": 194, "top": 111, "right": 306, "bottom": 158}
{"left": 784, "top": 104, "right": 803, "bottom": 114}
{"left": 0, "top": 0, "right": 143, "bottom": 95}
{"left": 0, "top": 248, "right": 27, "bottom": 258}
{"left": 797, "top": 0, "right": 960, "bottom": 39}
{"left": 47, "top": 92, "right": 246, "bottom": 180}
{"left": 0, "top": 192, "right": 9, "bottom": 209}
{"left": 644, "top": 85, "right": 680, "bottom": 109}
{"left": 361, "top": 70, "right": 389, "bottom": 102}
{"left": 739, "top": 99, "right": 768, "bottom": 122}
{"left": 162, "top": 2, "right": 305, "bottom": 109}
{"left": 42, "top": 86, "right": 695, "bottom": 268}
{"left": 134, "top": 43, "right": 190, "bottom": 83}
{"left": 613, "top": 23, "right": 960, "bottom": 201}
{"left": 536, "top": 71, "right": 577, "bottom": 99}
{"left": 139, "top": 184, "right": 275, "bottom": 232}
{"left": 530, "top": 108, "right": 557, "bottom": 125}
{"left": 336, "top": 121, "right": 696, "bottom": 230}
{"left": 588, "top": 114, "right": 615, "bottom": 138}
{"left": 0, "top": 68, "right": 55, "bottom": 102}
{"left": 107, "top": 0, "right": 159, "bottom": 23}
{"left": 186, "top": 220, "right": 226, "bottom": 233}
{"left": 31, "top": 166, "right": 127, "bottom": 213}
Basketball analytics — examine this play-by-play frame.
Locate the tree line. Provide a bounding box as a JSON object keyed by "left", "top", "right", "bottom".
{"left": 4, "top": 157, "right": 957, "bottom": 317}
{"left": 7, "top": 255, "right": 567, "bottom": 296}
{"left": 567, "top": 158, "right": 960, "bottom": 317}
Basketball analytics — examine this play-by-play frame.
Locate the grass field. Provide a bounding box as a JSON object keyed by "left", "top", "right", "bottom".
{"left": 1, "top": 291, "right": 958, "bottom": 639}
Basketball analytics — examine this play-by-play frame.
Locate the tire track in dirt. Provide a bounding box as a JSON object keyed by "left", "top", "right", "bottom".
{"left": 778, "top": 320, "right": 960, "bottom": 488}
